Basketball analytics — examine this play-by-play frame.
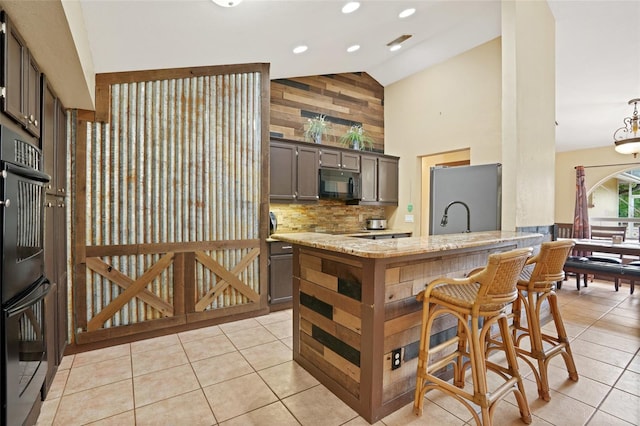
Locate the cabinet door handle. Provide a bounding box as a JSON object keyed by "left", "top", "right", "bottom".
{"left": 45, "top": 202, "right": 53, "bottom": 208}
{"left": 282, "top": 246, "right": 292, "bottom": 249}
{"left": 0, "top": 199, "right": 10, "bottom": 207}
{"left": 58, "top": 203, "right": 65, "bottom": 208}
{"left": 46, "top": 184, "right": 52, "bottom": 189}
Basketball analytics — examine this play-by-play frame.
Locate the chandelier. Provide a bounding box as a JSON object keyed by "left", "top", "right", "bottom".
{"left": 614, "top": 98, "right": 640, "bottom": 156}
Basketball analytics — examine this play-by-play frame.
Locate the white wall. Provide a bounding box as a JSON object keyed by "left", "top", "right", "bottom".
{"left": 384, "top": 38, "right": 502, "bottom": 235}
{"left": 501, "top": 0, "right": 556, "bottom": 230}
{"left": 384, "top": 0, "right": 556, "bottom": 235}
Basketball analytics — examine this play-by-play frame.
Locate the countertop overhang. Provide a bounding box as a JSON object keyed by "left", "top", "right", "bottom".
{"left": 271, "top": 230, "right": 543, "bottom": 259}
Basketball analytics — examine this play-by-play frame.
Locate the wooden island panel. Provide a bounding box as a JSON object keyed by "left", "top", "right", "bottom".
{"left": 281, "top": 231, "right": 544, "bottom": 423}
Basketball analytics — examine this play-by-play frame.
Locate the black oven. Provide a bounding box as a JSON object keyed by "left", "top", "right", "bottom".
{"left": 2, "top": 276, "right": 50, "bottom": 426}
{"left": 0, "top": 125, "right": 51, "bottom": 426}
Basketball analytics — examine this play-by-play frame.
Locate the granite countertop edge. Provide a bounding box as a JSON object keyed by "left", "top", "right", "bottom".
{"left": 269, "top": 230, "right": 543, "bottom": 259}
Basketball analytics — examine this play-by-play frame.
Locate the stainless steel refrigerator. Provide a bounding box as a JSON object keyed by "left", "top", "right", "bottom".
{"left": 429, "top": 163, "right": 502, "bottom": 235}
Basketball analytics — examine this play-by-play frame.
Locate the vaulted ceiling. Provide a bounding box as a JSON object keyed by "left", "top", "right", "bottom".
{"left": 2, "top": 0, "right": 638, "bottom": 153}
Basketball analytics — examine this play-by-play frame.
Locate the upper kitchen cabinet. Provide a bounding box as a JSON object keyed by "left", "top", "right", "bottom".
{"left": 320, "top": 148, "right": 360, "bottom": 172}
{"left": 42, "top": 78, "right": 67, "bottom": 195}
{"left": 378, "top": 156, "right": 399, "bottom": 204}
{"left": 42, "top": 80, "right": 56, "bottom": 192}
{"left": 0, "top": 11, "right": 42, "bottom": 138}
{"left": 358, "top": 154, "right": 399, "bottom": 206}
{"left": 270, "top": 139, "right": 319, "bottom": 203}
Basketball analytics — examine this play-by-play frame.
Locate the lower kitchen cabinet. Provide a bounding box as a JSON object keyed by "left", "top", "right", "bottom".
{"left": 269, "top": 241, "right": 293, "bottom": 308}
{"left": 42, "top": 194, "right": 68, "bottom": 398}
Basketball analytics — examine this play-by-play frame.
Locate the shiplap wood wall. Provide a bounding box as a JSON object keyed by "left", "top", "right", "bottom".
{"left": 270, "top": 73, "right": 385, "bottom": 152}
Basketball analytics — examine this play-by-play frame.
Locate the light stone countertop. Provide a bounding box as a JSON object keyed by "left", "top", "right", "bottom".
{"left": 271, "top": 230, "right": 543, "bottom": 259}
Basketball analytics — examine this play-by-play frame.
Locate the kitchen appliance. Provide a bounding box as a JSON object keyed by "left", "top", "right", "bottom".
{"left": 269, "top": 211, "right": 277, "bottom": 234}
{"left": 366, "top": 218, "right": 387, "bottom": 230}
{"left": 319, "top": 169, "right": 360, "bottom": 200}
{"left": 0, "top": 125, "right": 51, "bottom": 426}
{"left": 429, "top": 163, "right": 501, "bottom": 235}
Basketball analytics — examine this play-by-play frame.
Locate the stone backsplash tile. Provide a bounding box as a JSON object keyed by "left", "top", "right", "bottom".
{"left": 269, "top": 200, "right": 386, "bottom": 233}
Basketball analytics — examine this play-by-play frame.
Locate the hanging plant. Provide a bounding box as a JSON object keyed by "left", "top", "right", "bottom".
{"left": 304, "top": 114, "right": 331, "bottom": 144}
{"left": 339, "top": 124, "right": 374, "bottom": 151}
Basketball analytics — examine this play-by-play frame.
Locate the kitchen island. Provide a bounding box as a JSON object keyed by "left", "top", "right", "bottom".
{"left": 271, "top": 230, "right": 543, "bottom": 423}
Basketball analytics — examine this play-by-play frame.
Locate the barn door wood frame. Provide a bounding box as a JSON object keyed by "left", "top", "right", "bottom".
{"left": 71, "top": 63, "right": 270, "bottom": 348}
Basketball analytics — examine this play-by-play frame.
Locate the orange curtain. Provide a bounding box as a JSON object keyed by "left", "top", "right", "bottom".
{"left": 573, "top": 165, "right": 590, "bottom": 239}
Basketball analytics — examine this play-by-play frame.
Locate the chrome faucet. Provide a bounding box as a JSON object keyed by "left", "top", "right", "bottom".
{"left": 440, "top": 200, "right": 471, "bottom": 233}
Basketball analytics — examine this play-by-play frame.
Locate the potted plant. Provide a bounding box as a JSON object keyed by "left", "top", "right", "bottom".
{"left": 304, "top": 114, "right": 331, "bottom": 144}
{"left": 339, "top": 124, "right": 374, "bottom": 151}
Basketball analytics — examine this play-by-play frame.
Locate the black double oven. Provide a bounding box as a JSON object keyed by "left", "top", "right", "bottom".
{"left": 0, "top": 125, "right": 50, "bottom": 426}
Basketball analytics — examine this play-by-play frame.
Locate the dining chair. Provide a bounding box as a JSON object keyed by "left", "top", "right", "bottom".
{"left": 508, "top": 240, "right": 578, "bottom": 401}
{"left": 413, "top": 247, "right": 533, "bottom": 426}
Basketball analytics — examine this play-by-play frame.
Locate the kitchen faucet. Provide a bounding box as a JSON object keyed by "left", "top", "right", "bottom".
{"left": 440, "top": 200, "right": 471, "bottom": 233}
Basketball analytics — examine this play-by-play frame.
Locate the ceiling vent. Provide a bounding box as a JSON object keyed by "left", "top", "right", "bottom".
{"left": 386, "top": 34, "right": 412, "bottom": 47}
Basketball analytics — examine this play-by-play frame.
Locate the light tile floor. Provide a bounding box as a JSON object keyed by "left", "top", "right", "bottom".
{"left": 37, "top": 280, "right": 640, "bottom": 425}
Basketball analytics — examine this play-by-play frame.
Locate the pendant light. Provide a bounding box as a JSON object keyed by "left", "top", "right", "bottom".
{"left": 614, "top": 98, "right": 640, "bottom": 156}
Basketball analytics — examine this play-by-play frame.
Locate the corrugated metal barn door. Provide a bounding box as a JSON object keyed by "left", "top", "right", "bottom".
{"left": 71, "top": 64, "right": 270, "bottom": 347}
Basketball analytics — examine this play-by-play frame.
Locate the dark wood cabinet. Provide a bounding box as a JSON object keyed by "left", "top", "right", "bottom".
{"left": 270, "top": 138, "right": 397, "bottom": 205}
{"left": 360, "top": 155, "right": 378, "bottom": 203}
{"left": 378, "top": 156, "right": 399, "bottom": 204}
{"left": 269, "top": 241, "right": 293, "bottom": 307}
{"left": 320, "top": 148, "right": 360, "bottom": 172}
{"left": 42, "top": 81, "right": 56, "bottom": 192}
{"left": 296, "top": 145, "right": 319, "bottom": 201}
{"left": 270, "top": 140, "right": 319, "bottom": 202}
{"left": 1, "top": 11, "right": 42, "bottom": 138}
{"left": 41, "top": 83, "right": 67, "bottom": 397}
{"left": 359, "top": 154, "right": 399, "bottom": 205}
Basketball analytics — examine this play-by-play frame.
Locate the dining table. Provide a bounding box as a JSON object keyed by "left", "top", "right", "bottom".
{"left": 563, "top": 238, "right": 640, "bottom": 258}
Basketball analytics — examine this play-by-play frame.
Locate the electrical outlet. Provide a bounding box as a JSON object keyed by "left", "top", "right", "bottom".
{"left": 391, "top": 348, "right": 402, "bottom": 370}
{"left": 405, "top": 214, "right": 414, "bottom": 223}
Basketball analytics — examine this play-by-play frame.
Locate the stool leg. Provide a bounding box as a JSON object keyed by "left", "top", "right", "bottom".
{"left": 525, "top": 289, "right": 550, "bottom": 401}
{"left": 454, "top": 317, "right": 468, "bottom": 388}
{"left": 413, "top": 300, "right": 432, "bottom": 416}
{"left": 548, "top": 290, "right": 579, "bottom": 382}
{"left": 469, "top": 316, "right": 491, "bottom": 425}
{"left": 511, "top": 294, "right": 523, "bottom": 343}
{"left": 498, "top": 315, "right": 532, "bottom": 425}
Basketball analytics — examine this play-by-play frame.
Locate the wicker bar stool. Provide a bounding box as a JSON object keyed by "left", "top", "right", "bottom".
{"left": 510, "top": 240, "right": 579, "bottom": 401}
{"left": 413, "top": 248, "right": 533, "bottom": 426}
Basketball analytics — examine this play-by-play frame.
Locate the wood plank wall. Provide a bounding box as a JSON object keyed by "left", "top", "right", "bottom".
{"left": 270, "top": 73, "right": 385, "bottom": 152}
{"left": 297, "top": 249, "right": 365, "bottom": 399}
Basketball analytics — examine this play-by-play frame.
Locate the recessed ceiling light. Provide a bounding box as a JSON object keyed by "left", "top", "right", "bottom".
{"left": 347, "top": 45, "right": 360, "bottom": 53}
{"left": 293, "top": 45, "right": 308, "bottom": 54}
{"left": 389, "top": 44, "right": 402, "bottom": 52}
{"left": 342, "top": 2, "right": 360, "bottom": 14}
{"left": 211, "top": 0, "right": 243, "bottom": 7}
{"left": 399, "top": 8, "right": 416, "bottom": 18}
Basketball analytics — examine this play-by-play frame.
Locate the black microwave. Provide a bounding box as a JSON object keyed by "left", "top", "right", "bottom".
{"left": 319, "top": 169, "right": 361, "bottom": 200}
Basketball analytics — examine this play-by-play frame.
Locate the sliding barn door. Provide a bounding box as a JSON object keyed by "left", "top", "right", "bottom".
{"left": 71, "top": 64, "right": 270, "bottom": 346}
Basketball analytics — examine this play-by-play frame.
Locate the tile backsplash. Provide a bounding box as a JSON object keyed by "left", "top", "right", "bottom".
{"left": 269, "top": 200, "right": 386, "bottom": 233}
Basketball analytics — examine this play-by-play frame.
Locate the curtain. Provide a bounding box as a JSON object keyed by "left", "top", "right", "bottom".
{"left": 573, "top": 165, "right": 590, "bottom": 239}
